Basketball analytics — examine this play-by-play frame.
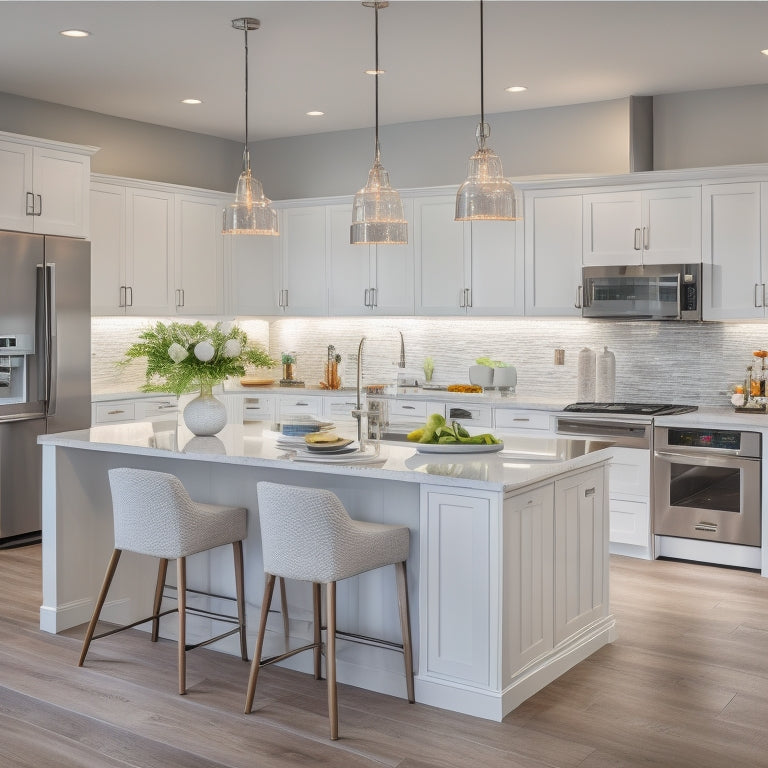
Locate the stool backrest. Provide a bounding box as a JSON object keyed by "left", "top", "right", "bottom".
{"left": 108, "top": 468, "right": 198, "bottom": 557}
{"left": 256, "top": 481, "right": 354, "bottom": 582}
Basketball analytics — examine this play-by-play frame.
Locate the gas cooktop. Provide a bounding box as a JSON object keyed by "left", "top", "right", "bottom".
{"left": 563, "top": 402, "right": 699, "bottom": 416}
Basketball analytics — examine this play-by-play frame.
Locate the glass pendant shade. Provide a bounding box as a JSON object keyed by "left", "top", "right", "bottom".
{"left": 223, "top": 154, "right": 279, "bottom": 235}
{"left": 455, "top": 124, "right": 519, "bottom": 221}
{"left": 350, "top": 156, "right": 408, "bottom": 244}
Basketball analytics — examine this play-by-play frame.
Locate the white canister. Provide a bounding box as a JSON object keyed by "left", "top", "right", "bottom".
{"left": 577, "top": 347, "right": 596, "bottom": 402}
{"left": 596, "top": 346, "right": 616, "bottom": 402}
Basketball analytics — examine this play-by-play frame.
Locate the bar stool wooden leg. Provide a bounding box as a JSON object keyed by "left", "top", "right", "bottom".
{"left": 151, "top": 558, "right": 168, "bottom": 642}
{"left": 78, "top": 549, "right": 122, "bottom": 667}
{"left": 232, "top": 541, "right": 248, "bottom": 662}
{"left": 326, "top": 581, "right": 338, "bottom": 741}
{"left": 244, "top": 573, "right": 276, "bottom": 714}
{"left": 395, "top": 561, "right": 415, "bottom": 703}
{"left": 279, "top": 576, "right": 290, "bottom": 638}
{"left": 312, "top": 582, "right": 322, "bottom": 680}
{"left": 177, "top": 556, "right": 187, "bottom": 695}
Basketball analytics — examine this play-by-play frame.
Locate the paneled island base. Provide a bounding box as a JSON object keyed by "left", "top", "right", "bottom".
{"left": 39, "top": 423, "right": 616, "bottom": 721}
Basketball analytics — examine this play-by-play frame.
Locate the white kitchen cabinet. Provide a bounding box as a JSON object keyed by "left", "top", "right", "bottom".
{"left": 276, "top": 394, "right": 323, "bottom": 420}
{"left": 91, "top": 176, "right": 227, "bottom": 316}
{"left": 414, "top": 195, "right": 521, "bottom": 316}
{"left": 0, "top": 133, "right": 94, "bottom": 238}
{"left": 91, "top": 396, "right": 178, "bottom": 426}
{"left": 278, "top": 206, "right": 328, "bottom": 315}
{"left": 323, "top": 395, "right": 360, "bottom": 423}
{"left": 553, "top": 466, "right": 607, "bottom": 644}
{"left": 607, "top": 446, "right": 651, "bottom": 557}
{"left": 174, "top": 194, "right": 225, "bottom": 315}
{"left": 328, "top": 202, "right": 415, "bottom": 315}
{"left": 524, "top": 190, "right": 583, "bottom": 316}
{"left": 226, "top": 233, "right": 281, "bottom": 315}
{"left": 582, "top": 186, "right": 701, "bottom": 266}
{"left": 242, "top": 394, "right": 276, "bottom": 423}
{"left": 701, "top": 182, "right": 764, "bottom": 320}
{"left": 125, "top": 187, "right": 175, "bottom": 315}
{"left": 494, "top": 408, "right": 555, "bottom": 435}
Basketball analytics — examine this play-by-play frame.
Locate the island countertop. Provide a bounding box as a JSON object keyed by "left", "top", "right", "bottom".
{"left": 38, "top": 421, "right": 610, "bottom": 494}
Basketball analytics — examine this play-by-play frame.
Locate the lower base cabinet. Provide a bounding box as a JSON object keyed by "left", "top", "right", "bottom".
{"left": 420, "top": 464, "right": 612, "bottom": 717}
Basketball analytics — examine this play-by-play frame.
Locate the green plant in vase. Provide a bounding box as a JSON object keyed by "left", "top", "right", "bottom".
{"left": 121, "top": 321, "right": 275, "bottom": 435}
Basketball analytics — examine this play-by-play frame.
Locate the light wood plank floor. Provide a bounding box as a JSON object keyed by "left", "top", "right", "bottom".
{"left": 1, "top": 545, "right": 768, "bottom": 767}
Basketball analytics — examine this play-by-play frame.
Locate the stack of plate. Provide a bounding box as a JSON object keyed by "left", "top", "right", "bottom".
{"left": 278, "top": 415, "right": 334, "bottom": 437}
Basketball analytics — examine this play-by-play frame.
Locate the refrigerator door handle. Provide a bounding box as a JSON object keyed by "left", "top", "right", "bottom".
{"left": 45, "top": 263, "right": 57, "bottom": 417}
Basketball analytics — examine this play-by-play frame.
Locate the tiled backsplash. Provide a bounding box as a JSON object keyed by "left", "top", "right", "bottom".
{"left": 93, "top": 315, "right": 764, "bottom": 407}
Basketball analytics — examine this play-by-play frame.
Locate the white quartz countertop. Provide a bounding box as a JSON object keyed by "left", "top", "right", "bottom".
{"left": 39, "top": 421, "right": 608, "bottom": 494}
{"left": 654, "top": 406, "right": 768, "bottom": 430}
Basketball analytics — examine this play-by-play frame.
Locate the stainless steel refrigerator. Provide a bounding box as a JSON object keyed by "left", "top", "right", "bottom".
{"left": 0, "top": 231, "right": 90, "bottom": 546}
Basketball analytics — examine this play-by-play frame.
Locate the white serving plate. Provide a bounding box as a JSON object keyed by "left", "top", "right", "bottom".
{"left": 415, "top": 442, "right": 504, "bottom": 454}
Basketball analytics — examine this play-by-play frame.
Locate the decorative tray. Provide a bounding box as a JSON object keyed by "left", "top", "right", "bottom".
{"left": 239, "top": 377, "right": 276, "bottom": 387}
{"left": 415, "top": 442, "right": 504, "bottom": 454}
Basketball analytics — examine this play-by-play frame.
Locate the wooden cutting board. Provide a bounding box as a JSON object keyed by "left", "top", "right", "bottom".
{"left": 239, "top": 377, "right": 276, "bottom": 387}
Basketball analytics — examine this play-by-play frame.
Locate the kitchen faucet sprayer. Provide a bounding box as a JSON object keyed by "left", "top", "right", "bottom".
{"left": 398, "top": 330, "right": 406, "bottom": 368}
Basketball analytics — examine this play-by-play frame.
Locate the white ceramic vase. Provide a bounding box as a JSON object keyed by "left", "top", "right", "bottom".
{"left": 183, "top": 385, "right": 227, "bottom": 436}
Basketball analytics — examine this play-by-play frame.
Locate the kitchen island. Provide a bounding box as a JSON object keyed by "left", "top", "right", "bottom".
{"left": 38, "top": 422, "right": 615, "bottom": 721}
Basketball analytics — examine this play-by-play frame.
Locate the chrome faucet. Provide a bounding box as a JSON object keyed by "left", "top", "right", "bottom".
{"left": 353, "top": 331, "right": 406, "bottom": 442}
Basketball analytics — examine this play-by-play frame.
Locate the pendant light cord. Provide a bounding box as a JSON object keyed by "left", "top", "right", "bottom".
{"left": 479, "top": 0, "right": 485, "bottom": 127}
{"left": 374, "top": 2, "right": 381, "bottom": 163}
{"left": 243, "top": 25, "right": 250, "bottom": 170}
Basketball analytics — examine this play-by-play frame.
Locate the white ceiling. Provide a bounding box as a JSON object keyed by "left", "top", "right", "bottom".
{"left": 1, "top": 1, "right": 768, "bottom": 143}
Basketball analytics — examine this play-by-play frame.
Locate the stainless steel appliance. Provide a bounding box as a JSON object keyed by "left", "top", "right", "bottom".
{"left": 654, "top": 426, "right": 761, "bottom": 549}
{"left": 581, "top": 263, "right": 701, "bottom": 321}
{"left": 0, "top": 231, "right": 90, "bottom": 546}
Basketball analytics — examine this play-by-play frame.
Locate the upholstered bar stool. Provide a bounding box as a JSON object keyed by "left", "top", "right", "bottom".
{"left": 78, "top": 467, "right": 250, "bottom": 695}
{"left": 245, "top": 481, "right": 415, "bottom": 740}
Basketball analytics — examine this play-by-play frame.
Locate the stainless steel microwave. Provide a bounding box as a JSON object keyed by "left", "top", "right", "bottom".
{"left": 581, "top": 263, "right": 701, "bottom": 321}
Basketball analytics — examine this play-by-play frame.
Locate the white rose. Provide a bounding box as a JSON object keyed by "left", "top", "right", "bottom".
{"left": 220, "top": 321, "right": 233, "bottom": 334}
{"left": 223, "top": 339, "right": 241, "bottom": 358}
{"left": 194, "top": 340, "right": 215, "bottom": 362}
{"left": 168, "top": 343, "right": 188, "bottom": 363}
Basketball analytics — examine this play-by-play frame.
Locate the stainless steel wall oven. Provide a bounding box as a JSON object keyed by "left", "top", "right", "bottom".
{"left": 653, "top": 427, "right": 761, "bottom": 548}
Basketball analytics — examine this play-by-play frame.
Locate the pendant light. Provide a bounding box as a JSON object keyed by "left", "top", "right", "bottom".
{"left": 223, "top": 17, "right": 279, "bottom": 236}
{"left": 455, "top": 0, "right": 520, "bottom": 221}
{"left": 350, "top": 1, "right": 408, "bottom": 245}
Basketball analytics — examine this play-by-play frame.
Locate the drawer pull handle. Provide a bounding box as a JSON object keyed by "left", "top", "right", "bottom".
{"left": 107, "top": 409, "right": 125, "bottom": 415}
{"left": 585, "top": 487, "right": 596, "bottom": 497}
{"left": 512, "top": 417, "right": 530, "bottom": 422}
{"left": 694, "top": 522, "right": 718, "bottom": 533}
{"left": 402, "top": 405, "right": 416, "bottom": 410}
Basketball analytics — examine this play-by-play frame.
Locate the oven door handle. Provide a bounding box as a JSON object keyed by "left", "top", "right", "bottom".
{"left": 654, "top": 449, "right": 759, "bottom": 467}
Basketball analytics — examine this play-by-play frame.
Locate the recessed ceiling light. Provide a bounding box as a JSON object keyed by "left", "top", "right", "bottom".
{"left": 60, "top": 29, "right": 91, "bottom": 38}
{"left": 505, "top": 85, "right": 528, "bottom": 93}
{"left": 306, "top": 110, "right": 325, "bottom": 117}
{"left": 365, "top": 68, "right": 385, "bottom": 75}
{"left": 762, "top": 49, "right": 768, "bottom": 56}
{"left": 181, "top": 98, "right": 203, "bottom": 105}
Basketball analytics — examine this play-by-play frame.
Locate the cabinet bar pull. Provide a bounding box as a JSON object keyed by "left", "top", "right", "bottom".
{"left": 119, "top": 285, "right": 126, "bottom": 308}
{"left": 371, "top": 287, "right": 377, "bottom": 307}
{"left": 180, "top": 288, "right": 184, "bottom": 307}
{"left": 755, "top": 284, "right": 763, "bottom": 308}
{"left": 465, "top": 287, "right": 472, "bottom": 308}
{"left": 402, "top": 405, "right": 416, "bottom": 410}
{"left": 642, "top": 226, "right": 649, "bottom": 250}
{"left": 763, "top": 284, "right": 767, "bottom": 308}
{"left": 459, "top": 288, "right": 466, "bottom": 308}
{"left": 107, "top": 409, "right": 125, "bottom": 415}
{"left": 25, "top": 192, "right": 35, "bottom": 216}
{"left": 127, "top": 286, "right": 133, "bottom": 307}
{"left": 36, "top": 194, "right": 42, "bottom": 216}
{"left": 575, "top": 285, "right": 583, "bottom": 309}
{"left": 633, "top": 228, "right": 641, "bottom": 250}
{"left": 585, "top": 487, "right": 596, "bottom": 496}
{"left": 694, "top": 522, "right": 718, "bottom": 533}
{"left": 364, "top": 288, "right": 370, "bottom": 307}
{"left": 512, "top": 417, "right": 530, "bottom": 422}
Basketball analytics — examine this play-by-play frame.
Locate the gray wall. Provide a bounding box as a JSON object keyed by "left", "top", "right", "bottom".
{"left": 0, "top": 92, "right": 241, "bottom": 191}
{"left": 654, "top": 84, "right": 768, "bottom": 170}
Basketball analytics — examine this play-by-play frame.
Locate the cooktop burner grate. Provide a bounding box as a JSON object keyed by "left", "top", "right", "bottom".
{"left": 563, "top": 402, "right": 698, "bottom": 416}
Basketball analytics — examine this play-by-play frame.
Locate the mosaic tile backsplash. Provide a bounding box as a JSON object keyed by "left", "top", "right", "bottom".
{"left": 93, "top": 315, "right": 768, "bottom": 408}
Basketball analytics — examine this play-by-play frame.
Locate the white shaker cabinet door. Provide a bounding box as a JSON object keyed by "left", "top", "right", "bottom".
{"left": 328, "top": 203, "right": 372, "bottom": 315}
{"left": 414, "top": 196, "right": 467, "bottom": 315}
{"left": 0, "top": 140, "right": 32, "bottom": 232}
{"left": 641, "top": 186, "right": 701, "bottom": 265}
{"left": 33, "top": 146, "right": 90, "bottom": 238}
{"left": 227, "top": 232, "right": 281, "bottom": 315}
{"left": 280, "top": 206, "right": 328, "bottom": 315}
{"left": 702, "top": 182, "right": 764, "bottom": 320}
{"left": 125, "top": 187, "right": 174, "bottom": 315}
{"left": 468, "top": 219, "right": 522, "bottom": 315}
{"left": 582, "top": 191, "right": 642, "bottom": 266}
{"left": 524, "top": 191, "right": 583, "bottom": 316}
{"left": 553, "top": 466, "right": 607, "bottom": 645}
{"left": 174, "top": 194, "right": 224, "bottom": 315}
{"left": 90, "top": 182, "right": 126, "bottom": 315}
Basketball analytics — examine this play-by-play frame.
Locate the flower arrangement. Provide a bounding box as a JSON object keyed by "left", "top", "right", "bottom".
{"left": 121, "top": 321, "right": 276, "bottom": 396}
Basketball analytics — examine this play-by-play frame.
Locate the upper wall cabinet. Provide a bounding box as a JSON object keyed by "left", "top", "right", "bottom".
{"left": 701, "top": 181, "right": 765, "bottom": 321}
{"left": 226, "top": 232, "right": 281, "bottom": 316}
{"left": 0, "top": 133, "right": 95, "bottom": 238}
{"left": 524, "top": 190, "right": 583, "bottom": 316}
{"left": 414, "top": 195, "right": 522, "bottom": 316}
{"left": 90, "top": 176, "right": 226, "bottom": 316}
{"left": 328, "top": 201, "right": 415, "bottom": 316}
{"left": 582, "top": 186, "right": 701, "bottom": 266}
{"left": 277, "top": 206, "right": 328, "bottom": 315}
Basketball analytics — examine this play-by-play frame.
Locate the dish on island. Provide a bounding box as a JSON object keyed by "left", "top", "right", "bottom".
{"left": 415, "top": 442, "right": 505, "bottom": 454}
